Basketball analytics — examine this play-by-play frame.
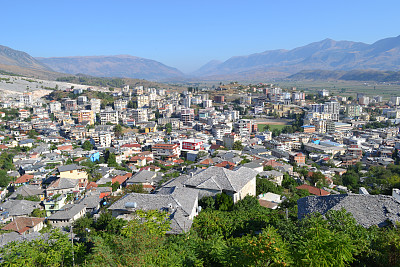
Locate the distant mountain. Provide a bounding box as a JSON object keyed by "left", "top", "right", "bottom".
{"left": 288, "top": 69, "right": 400, "bottom": 82}
{"left": 37, "top": 55, "right": 185, "bottom": 80}
{"left": 194, "top": 35, "right": 400, "bottom": 80}
{"left": 0, "top": 45, "right": 53, "bottom": 71}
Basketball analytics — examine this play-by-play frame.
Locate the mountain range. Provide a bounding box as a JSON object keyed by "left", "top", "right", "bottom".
{"left": 1, "top": 35, "right": 400, "bottom": 81}
{"left": 193, "top": 35, "right": 400, "bottom": 80}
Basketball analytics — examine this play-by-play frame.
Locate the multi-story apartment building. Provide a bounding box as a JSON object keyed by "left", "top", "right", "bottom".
{"left": 100, "top": 109, "right": 119, "bottom": 125}
{"left": 132, "top": 108, "right": 148, "bottom": 123}
{"left": 90, "top": 98, "right": 101, "bottom": 114}
{"left": 152, "top": 143, "right": 181, "bottom": 158}
{"left": 78, "top": 110, "right": 95, "bottom": 125}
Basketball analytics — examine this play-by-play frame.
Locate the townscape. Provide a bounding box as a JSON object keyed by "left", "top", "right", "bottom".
{"left": 0, "top": 77, "right": 399, "bottom": 265}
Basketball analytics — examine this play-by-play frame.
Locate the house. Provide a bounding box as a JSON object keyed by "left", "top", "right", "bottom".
{"left": 290, "top": 152, "right": 306, "bottom": 165}
{"left": 298, "top": 194, "right": 400, "bottom": 228}
{"left": 14, "top": 174, "right": 34, "bottom": 186}
{"left": 242, "top": 160, "right": 264, "bottom": 173}
{"left": 10, "top": 184, "right": 45, "bottom": 201}
{"left": 48, "top": 204, "right": 87, "bottom": 227}
{"left": 259, "top": 170, "right": 284, "bottom": 186}
{"left": 0, "top": 200, "right": 42, "bottom": 221}
{"left": 46, "top": 178, "right": 80, "bottom": 197}
{"left": 181, "top": 139, "right": 204, "bottom": 151}
{"left": 296, "top": 184, "right": 330, "bottom": 196}
{"left": 43, "top": 195, "right": 68, "bottom": 216}
{"left": 108, "top": 186, "right": 198, "bottom": 234}
{"left": 126, "top": 170, "right": 157, "bottom": 186}
{"left": 1, "top": 217, "right": 45, "bottom": 234}
{"left": 152, "top": 143, "right": 181, "bottom": 159}
{"left": 57, "top": 164, "right": 88, "bottom": 188}
{"left": 184, "top": 166, "right": 258, "bottom": 203}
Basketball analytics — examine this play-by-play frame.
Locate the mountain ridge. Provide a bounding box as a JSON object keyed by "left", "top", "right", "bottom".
{"left": 193, "top": 35, "right": 400, "bottom": 80}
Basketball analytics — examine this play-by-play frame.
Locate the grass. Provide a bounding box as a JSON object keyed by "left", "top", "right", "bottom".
{"left": 258, "top": 124, "right": 286, "bottom": 132}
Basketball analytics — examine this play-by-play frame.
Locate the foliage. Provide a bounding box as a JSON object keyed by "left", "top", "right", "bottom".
{"left": 0, "top": 169, "right": 12, "bottom": 187}
{"left": 82, "top": 140, "right": 93, "bottom": 151}
{"left": 124, "top": 184, "right": 147, "bottom": 194}
{"left": 111, "top": 181, "right": 120, "bottom": 192}
{"left": 232, "top": 140, "right": 243, "bottom": 151}
{"left": 0, "top": 228, "right": 85, "bottom": 266}
{"left": 31, "top": 208, "right": 46, "bottom": 217}
{"left": 199, "top": 196, "right": 215, "bottom": 210}
{"left": 215, "top": 193, "right": 233, "bottom": 211}
{"left": 256, "top": 178, "right": 283, "bottom": 195}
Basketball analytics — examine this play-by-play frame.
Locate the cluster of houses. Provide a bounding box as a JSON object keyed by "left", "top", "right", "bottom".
{"left": 0, "top": 83, "right": 400, "bottom": 245}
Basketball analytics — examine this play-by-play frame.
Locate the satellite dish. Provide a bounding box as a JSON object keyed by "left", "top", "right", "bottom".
{"left": 125, "top": 202, "right": 137, "bottom": 209}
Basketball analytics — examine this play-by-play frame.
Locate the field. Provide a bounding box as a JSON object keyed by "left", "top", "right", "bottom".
{"left": 258, "top": 124, "right": 287, "bottom": 132}
{"left": 275, "top": 80, "right": 400, "bottom": 99}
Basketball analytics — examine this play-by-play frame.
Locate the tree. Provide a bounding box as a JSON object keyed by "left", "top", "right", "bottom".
{"left": 165, "top": 123, "right": 172, "bottom": 134}
{"left": 114, "top": 124, "right": 123, "bottom": 137}
{"left": 82, "top": 140, "right": 93, "bottom": 151}
{"left": 112, "top": 181, "right": 120, "bottom": 192}
{"left": 256, "top": 178, "right": 282, "bottom": 195}
{"left": 310, "top": 171, "right": 325, "bottom": 186}
{"left": 0, "top": 170, "right": 11, "bottom": 187}
{"left": 199, "top": 196, "right": 215, "bottom": 210}
{"left": 232, "top": 141, "right": 243, "bottom": 151}
{"left": 215, "top": 193, "right": 233, "bottom": 211}
{"left": 31, "top": 208, "right": 46, "bottom": 218}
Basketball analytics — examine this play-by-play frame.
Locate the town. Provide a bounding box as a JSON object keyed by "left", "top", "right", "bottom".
{"left": 0, "top": 77, "right": 399, "bottom": 265}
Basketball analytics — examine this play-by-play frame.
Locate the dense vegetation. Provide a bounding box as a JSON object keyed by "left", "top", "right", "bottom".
{"left": 1, "top": 195, "right": 399, "bottom": 266}
{"left": 56, "top": 76, "right": 125, "bottom": 88}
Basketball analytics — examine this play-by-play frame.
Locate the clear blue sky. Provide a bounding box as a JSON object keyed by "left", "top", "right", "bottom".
{"left": 2, "top": 0, "right": 400, "bottom": 73}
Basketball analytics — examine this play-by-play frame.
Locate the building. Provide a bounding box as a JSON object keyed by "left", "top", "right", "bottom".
{"left": 152, "top": 143, "right": 181, "bottom": 158}
{"left": 114, "top": 99, "right": 128, "bottom": 111}
{"left": 346, "top": 104, "right": 362, "bottom": 118}
{"left": 180, "top": 108, "right": 194, "bottom": 125}
{"left": 223, "top": 133, "right": 240, "bottom": 149}
{"left": 290, "top": 152, "right": 306, "bottom": 164}
{"left": 20, "top": 92, "right": 33, "bottom": 106}
{"left": 100, "top": 109, "right": 119, "bottom": 125}
{"left": 234, "top": 119, "right": 257, "bottom": 136}
{"left": 182, "top": 139, "right": 204, "bottom": 151}
{"left": 64, "top": 99, "right": 77, "bottom": 111}
{"left": 391, "top": 96, "right": 400, "bottom": 106}
{"left": 58, "top": 164, "right": 88, "bottom": 188}
{"left": 90, "top": 98, "right": 101, "bottom": 114}
{"left": 132, "top": 108, "right": 148, "bottom": 122}
{"left": 318, "top": 89, "right": 329, "bottom": 97}
{"left": 302, "top": 125, "right": 316, "bottom": 133}
{"left": 214, "top": 95, "right": 225, "bottom": 103}
{"left": 78, "top": 110, "right": 95, "bottom": 125}
{"left": 49, "top": 101, "right": 62, "bottom": 113}
{"left": 19, "top": 109, "right": 30, "bottom": 120}
{"left": 137, "top": 95, "right": 149, "bottom": 108}
{"left": 184, "top": 166, "right": 258, "bottom": 203}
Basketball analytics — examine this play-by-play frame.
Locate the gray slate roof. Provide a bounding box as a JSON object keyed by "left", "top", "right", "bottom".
{"left": 10, "top": 185, "right": 44, "bottom": 199}
{"left": 48, "top": 204, "right": 86, "bottom": 220}
{"left": 57, "top": 164, "right": 82, "bottom": 173}
{"left": 0, "top": 200, "right": 41, "bottom": 217}
{"left": 127, "top": 170, "right": 156, "bottom": 184}
{"left": 298, "top": 194, "right": 400, "bottom": 228}
{"left": 184, "top": 166, "right": 258, "bottom": 193}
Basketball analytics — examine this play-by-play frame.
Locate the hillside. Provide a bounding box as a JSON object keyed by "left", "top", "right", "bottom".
{"left": 194, "top": 35, "right": 400, "bottom": 80}
{"left": 0, "top": 45, "right": 53, "bottom": 71}
{"left": 37, "top": 55, "right": 185, "bottom": 81}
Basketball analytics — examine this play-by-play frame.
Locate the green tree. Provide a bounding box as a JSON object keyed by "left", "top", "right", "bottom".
{"left": 215, "top": 193, "right": 233, "bottom": 211}
{"left": 82, "top": 140, "right": 93, "bottom": 151}
{"left": 165, "top": 123, "right": 172, "bottom": 134}
{"left": 112, "top": 181, "right": 120, "bottom": 192}
{"left": 31, "top": 208, "right": 46, "bottom": 217}
{"left": 0, "top": 170, "right": 11, "bottom": 187}
{"left": 114, "top": 124, "right": 123, "bottom": 137}
{"left": 232, "top": 141, "right": 243, "bottom": 151}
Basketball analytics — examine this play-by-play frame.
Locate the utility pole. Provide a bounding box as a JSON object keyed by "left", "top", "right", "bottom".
{"left": 71, "top": 225, "right": 74, "bottom": 266}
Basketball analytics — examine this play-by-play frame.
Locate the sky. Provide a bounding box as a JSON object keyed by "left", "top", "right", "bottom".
{"left": 2, "top": 0, "right": 400, "bottom": 73}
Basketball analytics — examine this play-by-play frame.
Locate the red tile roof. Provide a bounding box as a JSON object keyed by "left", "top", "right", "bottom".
{"left": 14, "top": 174, "right": 34, "bottom": 184}
{"left": 2, "top": 217, "right": 45, "bottom": 234}
{"left": 296, "top": 184, "right": 330, "bottom": 196}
